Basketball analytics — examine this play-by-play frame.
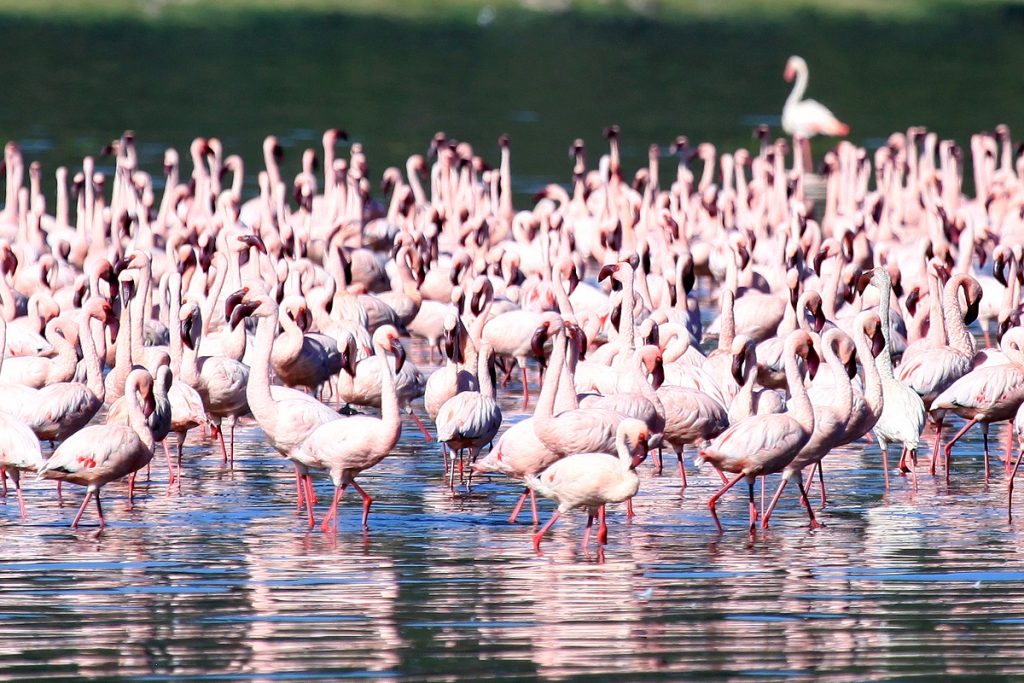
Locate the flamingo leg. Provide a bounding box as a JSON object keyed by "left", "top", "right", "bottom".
{"left": 213, "top": 423, "right": 229, "bottom": 465}
{"left": 57, "top": 481, "right": 63, "bottom": 506}
{"left": 530, "top": 490, "right": 538, "bottom": 524}
{"left": 583, "top": 513, "right": 594, "bottom": 550}
{"left": 127, "top": 472, "right": 136, "bottom": 510}
{"left": 795, "top": 476, "right": 821, "bottom": 529}
{"left": 321, "top": 485, "right": 346, "bottom": 534}
{"left": 176, "top": 432, "right": 186, "bottom": 491}
{"left": 0, "top": 467, "right": 7, "bottom": 497}
{"left": 303, "top": 474, "right": 317, "bottom": 529}
{"left": 532, "top": 510, "right": 561, "bottom": 551}
{"left": 509, "top": 487, "right": 529, "bottom": 524}
{"left": 881, "top": 442, "right": 891, "bottom": 490}
{"left": 520, "top": 366, "right": 530, "bottom": 410}
{"left": 14, "top": 474, "right": 25, "bottom": 520}
{"left": 1006, "top": 425, "right": 1015, "bottom": 474}
{"left": 295, "top": 468, "right": 306, "bottom": 512}
{"left": 747, "top": 479, "right": 758, "bottom": 532}
{"left": 162, "top": 440, "right": 176, "bottom": 487}
{"left": 983, "top": 423, "right": 991, "bottom": 482}
{"left": 625, "top": 498, "right": 634, "bottom": 519}
{"left": 597, "top": 505, "right": 608, "bottom": 544}
{"left": 944, "top": 418, "right": 980, "bottom": 481}
{"left": 712, "top": 464, "right": 729, "bottom": 484}
{"left": 930, "top": 416, "right": 944, "bottom": 475}
{"left": 762, "top": 476, "right": 789, "bottom": 529}
{"left": 708, "top": 472, "right": 746, "bottom": 532}
{"left": 71, "top": 489, "right": 93, "bottom": 529}
{"left": 229, "top": 421, "right": 236, "bottom": 469}
{"left": 1008, "top": 446, "right": 1024, "bottom": 521}
{"left": 409, "top": 410, "right": 433, "bottom": 442}
{"left": 676, "top": 448, "right": 688, "bottom": 488}
{"left": 350, "top": 480, "right": 373, "bottom": 528}
{"left": 654, "top": 448, "right": 663, "bottom": 475}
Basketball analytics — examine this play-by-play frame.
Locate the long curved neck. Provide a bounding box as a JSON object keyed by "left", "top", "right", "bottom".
{"left": 477, "top": 346, "right": 495, "bottom": 399}
{"left": 535, "top": 330, "right": 567, "bottom": 421}
{"left": 783, "top": 345, "right": 813, "bottom": 432}
{"left": 718, "top": 290, "right": 735, "bottom": 351}
{"left": 276, "top": 311, "right": 305, "bottom": 361}
{"left": 620, "top": 271, "right": 637, "bottom": 353}
{"left": 943, "top": 278, "right": 975, "bottom": 356}
{"left": 376, "top": 346, "right": 401, "bottom": 447}
{"left": 786, "top": 63, "right": 808, "bottom": 109}
{"left": 47, "top": 324, "right": 79, "bottom": 380}
{"left": 81, "top": 317, "right": 105, "bottom": 402}
{"left": 874, "top": 279, "right": 897, "bottom": 379}
{"left": 558, "top": 335, "right": 581, "bottom": 411}
{"left": 126, "top": 381, "right": 155, "bottom": 451}
{"left": 925, "top": 271, "right": 947, "bottom": 345}
{"left": 247, "top": 312, "right": 278, "bottom": 423}
{"left": 615, "top": 429, "right": 633, "bottom": 469}
{"left": 855, "top": 328, "right": 883, "bottom": 416}
{"left": 168, "top": 280, "right": 182, "bottom": 376}
{"left": 824, "top": 340, "right": 853, "bottom": 414}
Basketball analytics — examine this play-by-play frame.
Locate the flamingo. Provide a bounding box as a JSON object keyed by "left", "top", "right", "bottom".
{"left": 931, "top": 328, "right": 1024, "bottom": 481}
{"left": 435, "top": 340, "right": 502, "bottom": 488}
{"left": 37, "top": 368, "right": 156, "bottom": 529}
{"left": 293, "top": 326, "right": 405, "bottom": 533}
{"left": 781, "top": 55, "right": 849, "bottom": 138}
{"left": 527, "top": 418, "right": 649, "bottom": 551}
{"left": 0, "top": 409, "right": 44, "bottom": 519}
{"left": 697, "top": 330, "right": 820, "bottom": 532}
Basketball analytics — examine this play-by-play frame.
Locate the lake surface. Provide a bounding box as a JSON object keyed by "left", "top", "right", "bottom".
{"left": 3, "top": 339, "right": 1024, "bottom": 680}
{"left": 3, "top": 6, "right": 1024, "bottom": 679}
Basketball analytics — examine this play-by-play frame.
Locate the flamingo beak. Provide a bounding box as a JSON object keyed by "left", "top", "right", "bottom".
{"left": 597, "top": 263, "right": 618, "bottom": 282}
{"left": 731, "top": 352, "right": 746, "bottom": 385}
{"left": 870, "top": 323, "right": 886, "bottom": 357}
{"left": 845, "top": 354, "right": 858, "bottom": 380}
{"left": 855, "top": 271, "right": 873, "bottom": 295}
{"left": 113, "top": 254, "right": 133, "bottom": 276}
{"left": 144, "top": 393, "right": 156, "bottom": 419}
{"left": 530, "top": 323, "right": 549, "bottom": 360}
{"left": 224, "top": 288, "right": 248, "bottom": 321}
{"left": 390, "top": 338, "right": 406, "bottom": 373}
{"left": 650, "top": 357, "right": 665, "bottom": 390}
{"left": 567, "top": 266, "right": 580, "bottom": 295}
{"left": 239, "top": 233, "right": 268, "bottom": 255}
{"left": 805, "top": 346, "right": 820, "bottom": 380}
{"left": 181, "top": 313, "right": 196, "bottom": 351}
{"left": 342, "top": 339, "right": 358, "bottom": 377}
{"left": 682, "top": 262, "right": 695, "bottom": 294}
{"left": 631, "top": 435, "right": 649, "bottom": 469}
{"left": 229, "top": 301, "right": 258, "bottom": 330}
{"left": 813, "top": 303, "right": 826, "bottom": 333}
{"left": 964, "top": 296, "right": 980, "bottom": 325}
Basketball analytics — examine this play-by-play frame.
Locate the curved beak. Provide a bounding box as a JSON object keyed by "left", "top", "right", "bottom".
{"left": 964, "top": 296, "right": 980, "bottom": 325}
{"left": 598, "top": 263, "right": 618, "bottom": 283}
{"left": 390, "top": 338, "right": 406, "bottom": 373}
{"left": 229, "top": 301, "right": 258, "bottom": 330}
{"left": 630, "top": 435, "right": 650, "bottom": 469}
{"left": 812, "top": 302, "right": 826, "bottom": 333}
{"left": 224, "top": 288, "right": 248, "bottom": 321}
{"left": 805, "top": 345, "right": 820, "bottom": 380}
{"left": 650, "top": 356, "right": 665, "bottom": 390}
{"left": 239, "top": 233, "right": 268, "bottom": 254}
{"left": 870, "top": 323, "right": 886, "bottom": 358}
{"left": 343, "top": 337, "right": 358, "bottom": 377}
{"left": 845, "top": 353, "right": 858, "bottom": 380}
{"left": 530, "top": 323, "right": 550, "bottom": 360}
{"left": 855, "top": 270, "right": 873, "bottom": 295}
{"left": 181, "top": 312, "right": 197, "bottom": 351}
{"left": 143, "top": 392, "right": 156, "bottom": 419}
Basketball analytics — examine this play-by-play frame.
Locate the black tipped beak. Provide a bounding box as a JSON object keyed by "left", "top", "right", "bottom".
{"left": 682, "top": 262, "right": 695, "bottom": 294}
{"left": 224, "top": 288, "right": 248, "bottom": 320}
{"left": 530, "top": 324, "right": 549, "bottom": 359}
{"left": 120, "top": 279, "right": 135, "bottom": 305}
{"left": 240, "top": 234, "right": 268, "bottom": 255}
{"left": 391, "top": 339, "right": 406, "bottom": 373}
{"left": 343, "top": 339, "right": 358, "bottom": 377}
{"left": 181, "top": 317, "right": 195, "bottom": 351}
{"left": 598, "top": 264, "right": 617, "bottom": 282}
{"left": 845, "top": 355, "right": 858, "bottom": 380}
{"left": 871, "top": 326, "right": 886, "bottom": 357}
{"left": 651, "top": 358, "right": 665, "bottom": 390}
{"left": 736, "top": 244, "right": 751, "bottom": 271}
{"left": 964, "top": 297, "right": 981, "bottom": 325}
{"left": 806, "top": 346, "right": 820, "bottom": 380}
{"left": 731, "top": 352, "right": 745, "bottom": 386}
{"left": 113, "top": 255, "right": 132, "bottom": 276}
{"left": 855, "top": 271, "right": 872, "bottom": 295}
{"left": 813, "top": 305, "right": 826, "bottom": 333}
{"left": 229, "top": 301, "right": 258, "bottom": 330}
{"left": 568, "top": 267, "right": 580, "bottom": 295}
{"left": 813, "top": 251, "right": 826, "bottom": 277}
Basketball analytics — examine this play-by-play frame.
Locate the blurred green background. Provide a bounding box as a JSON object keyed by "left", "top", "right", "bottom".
{"left": 0, "top": 0, "right": 1021, "bottom": 198}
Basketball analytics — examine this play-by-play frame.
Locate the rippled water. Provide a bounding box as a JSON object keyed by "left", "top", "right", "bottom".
{"left": 3, "top": 338, "right": 1024, "bottom": 680}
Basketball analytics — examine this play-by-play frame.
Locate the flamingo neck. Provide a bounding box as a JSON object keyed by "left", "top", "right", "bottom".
{"left": 854, "top": 326, "right": 884, "bottom": 419}
{"left": 82, "top": 316, "right": 105, "bottom": 402}
{"left": 126, "top": 377, "right": 155, "bottom": 453}
{"left": 477, "top": 344, "right": 496, "bottom": 400}
{"left": 823, "top": 337, "right": 853, "bottom": 415}
{"left": 783, "top": 341, "right": 814, "bottom": 433}
{"left": 924, "top": 270, "right": 947, "bottom": 345}
{"left": 874, "top": 278, "right": 897, "bottom": 380}
{"left": 942, "top": 278, "right": 975, "bottom": 357}
{"left": 786, "top": 63, "right": 808, "bottom": 110}
{"left": 535, "top": 329, "right": 567, "bottom": 421}
{"left": 247, "top": 312, "right": 278, "bottom": 427}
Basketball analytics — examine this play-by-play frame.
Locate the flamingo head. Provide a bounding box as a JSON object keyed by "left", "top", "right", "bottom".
{"left": 639, "top": 345, "right": 665, "bottom": 389}
{"left": 441, "top": 314, "right": 463, "bottom": 365}
{"left": 179, "top": 303, "right": 200, "bottom": 351}
{"left": 960, "top": 275, "right": 983, "bottom": 325}
{"left": 564, "top": 320, "right": 587, "bottom": 360}
{"left": 791, "top": 330, "right": 819, "bottom": 380}
{"left": 341, "top": 334, "right": 359, "bottom": 377}
{"left": 237, "top": 232, "right": 268, "bottom": 255}
{"left": 784, "top": 55, "right": 806, "bottom": 82}
{"left": 730, "top": 335, "right": 755, "bottom": 385}
{"left": 530, "top": 320, "right": 553, "bottom": 360}
{"left": 861, "top": 311, "right": 886, "bottom": 358}
{"left": 804, "top": 292, "right": 826, "bottom": 333}
{"left": 621, "top": 419, "right": 650, "bottom": 469}
{"left": 374, "top": 325, "right": 405, "bottom": 373}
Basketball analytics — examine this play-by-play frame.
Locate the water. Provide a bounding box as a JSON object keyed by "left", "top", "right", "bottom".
{"left": 4, "top": 5, "right": 1024, "bottom": 678}
{"left": 2, "top": 337, "right": 1024, "bottom": 680}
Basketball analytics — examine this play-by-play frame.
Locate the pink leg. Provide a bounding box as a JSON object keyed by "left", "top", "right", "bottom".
{"left": 176, "top": 432, "right": 186, "bottom": 491}
{"left": 213, "top": 423, "right": 228, "bottom": 464}
{"left": 762, "top": 476, "right": 790, "bottom": 529}
{"left": 881, "top": 443, "right": 891, "bottom": 490}
{"left": 163, "top": 440, "right": 176, "bottom": 487}
{"left": 229, "top": 421, "right": 236, "bottom": 469}
{"left": 508, "top": 488, "right": 529, "bottom": 524}
{"left": 0, "top": 467, "right": 7, "bottom": 497}
{"left": 982, "top": 423, "right": 991, "bottom": 481}
{"left": 930, "top": 416, "right": 944, "bottom": 476}
{"left": 708, "top": 472, "right": 746, "bottom": 532}
{"left": 520, "top": 366, "right": 530, "bottom": 410}
{"left": 795, "top": 475, "right": 821, "bottom": 529}
{"left": 71, "top": 489, "right": 93, "bottom": 529}
{"left": 350, "top": 480, "right": 374, "bottom": 528}
{"left": 676, "top": 449, "right": 688, "bottom": 488}
{"left": 1008, "top": 445, "right": 1024, "bottom": 521}
{"left": 583, "top": 512, "right": 594, "bottom": 550}
{"left": 532, "top": 510, "right": 561, "bottom": 551}
{"left": 944, "top": 418, "right": 980, "bottom": 482}
{"left": 654, "top": 448, "right": 663, "bottom": 475}
{"left": 127, "top": 472, "right": 136, "bottom": 510}
{"left": 625, "top": 498, "right": 634, "bottom": 519}
{"left": 712, "top": 464, "right": 729, "bottom": 484}
{"left": 1006, "top": 425, "right": 1015, "bottom": 473}
{"left": 409, "top": 410, "right": 433, "bottom": 442}
{"left": 14, "top": 476, "right": 26, "bottom": 519}
{"left": 529, "top": 490, "right": 538, "bottom": 524}
{"left": 303, "top": 474, "right": 317, "bottom": 529}
{"left": 295, "top": 468, "right": 305, "bottom": 512}
{"left": 321, "top": 485, "right": 345, "bottom": 534}
{"left": 747, "top": 479, "right": 758, "bottom": 532}
{"left": 597, "top": 505, "right": 608, "bottom": 544}
{"left": 57, "top": 481, "right": 63, "bottom": 506}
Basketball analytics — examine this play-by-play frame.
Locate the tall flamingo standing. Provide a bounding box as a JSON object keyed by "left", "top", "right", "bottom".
{"left": 782, "top": 55, "right": 850, "bottom": 138}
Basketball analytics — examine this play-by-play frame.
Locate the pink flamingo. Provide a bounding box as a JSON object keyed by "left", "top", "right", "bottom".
{"left": 697, "top": 330, "right": 819, "bottom": 532}
{"left": 527, "top": 419, "right": 649, "bottom": 551}
{"left": 294, "top": 326, "right": 405, "bottom": 533}
{"left": 37, "top": 369, "right": 156, "bottom": 529}
{"left": 782, "top": 56, "right": 849, "bottom": 138}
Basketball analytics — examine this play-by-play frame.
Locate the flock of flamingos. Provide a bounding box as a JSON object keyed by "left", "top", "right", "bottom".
{"left": 0, "top": 56, "right": 1022, "bottom": 552}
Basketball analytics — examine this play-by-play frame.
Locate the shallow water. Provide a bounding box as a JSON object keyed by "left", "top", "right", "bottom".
{"left": 3, "top": 338, "right": 1024, "bottom": 680}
